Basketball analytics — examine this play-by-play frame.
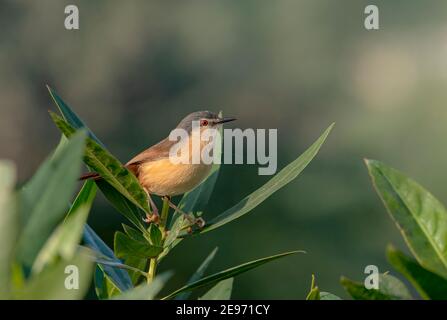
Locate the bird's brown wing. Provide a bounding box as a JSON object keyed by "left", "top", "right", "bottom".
{"left": 125, "top": 138, "right": 176, "bottom": 176}
{"left": 79, "top": 138, "right": 177, "bottom": 181}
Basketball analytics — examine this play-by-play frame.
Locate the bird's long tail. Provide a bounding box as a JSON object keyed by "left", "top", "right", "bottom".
{"left": 79, "top": 172, "right": 101, "bottom": 181}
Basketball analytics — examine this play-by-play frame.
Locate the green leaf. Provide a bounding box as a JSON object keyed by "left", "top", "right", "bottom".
{"left": 159, "top": 214, "right": 186, "bottom": 261}
{"left": 17, "top": 130, "right": 86, "bottom": 267}
{"left": 47, "top": 87, "right": 149, "bottom": 235}
{"left": 32, "top": 180, "right": 97, "bottom": 273}
{"left": 66, "top": 179, "right": 98, "bottom": 220}
{"left": 113, "top": 272, "right": 172, "bottom": 300}
{"left": 93, "top": 255, "right": 147, "bottom": 276}
{"left": 0, "top": 161, "right": 18, "bottom": 299}
{"left": 366, "top": 159, "right": 447, "bottom": 278}
{"left": 114, "top": 231, "right": 162, "bottom": 259}
{"left": 387, "top": 245, "right": 447, "bottom": 300}
{"left": 14, "top": 248, "right": 94, "bottom": 300}
{"left": 340, "top": 274, "right": 412, "bottom": 300}
{"left": 47, "top": 85, "right": 104, "bottom": 146}
{"left": 163, "top": 250, "right": 303, "bottom": 300}
{"left": 306, "top": 274, "right": 320, "bottom": 300}
{"left": 50, "top": 112, "right": 151, "bottom": 215}
{"left": 306, "top": 274, "right": 341, "bottom": 300}
{"left": 379, "top": 273, "right": 412, "bottom": 299}
{"left": 306, "top": 288, "right": 320, "bottom": 300}
{"left": 96, "top": 180, "right": 148, "bottom": 235}
{"left": 83, "top": 224, "right": 133, "bottom": 291}
{"left": 10, "top": 263, "right": 25, "bottom": 296}
{"left": 94, "top": 265, "right": 122, "bottom": 299}
{"left": 120, "top": 225, "right": 154, "bottom": 283}
{"left": 199, "top": 278, "right": 233, "bottom": 300}
{"left": 122, "top": 256, "right": 147, "bottom": 285}
{"left": 341, "top": 277, "right": 389, "bottom": 300}
{"left": 198, "top": 123, "right": 334, "bottom": 234}
{"left": 175, "top": 247, "right": 219, "bottom": 300}
{"left": 320, "top": 292, "right": 342, "bottom": 300}
{"left": 148, "top": 224, "right": 163, "bottom": 247}
{"left": 122, "top": 224, "right": 148, "bottom": 243}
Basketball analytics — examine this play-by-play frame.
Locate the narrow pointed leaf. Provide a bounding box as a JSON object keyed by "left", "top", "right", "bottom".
{"left": 114, "top": 272, "right": 172, "bottom": 300}
{"left": 366, "top": 159, "right": 447, "bottom": 278}
{"left": 95, "top": 266, "right": 121, "bottom": 299}
{"left": 306, "top": 274, "right": 320, "bottom": 300}
{"left": 159, "top": 214, "right": 186, "bottom": 261}
{"left": 93, "top": 256, "right": 147, "bottom": 276}
{"left": 199, "top": 278, "right": 233, "bottom": 300}
{"left": 96, "top": 179, "right": 147, "bottom": 233}
{"left": 306, "top": 275, "right": 341, "bottom": 300}
{"left": 17, "top": 131, "right": 86, "bottom": 267}
{"left": 387, "top": 245, "right": 447, "bottom": 300}
{"left": 47, "top": 85, "right": 103, "bottom": 146}
{"left": 47, "top": 88, "right": 148, "bottom": 233}
{"left": 163, "top": 250, "right": 303, "bottom": 300}
{"left": 341, "top": 274, "right": 412, "bottom": 300}
{"left": 66, "top": 179, "right": 97, "bottom": 220}
{"left": 32, "top": 180, "right": 97, "bottom": 273}
{"left": 175, "top": 247, "right": 219, "bottom": 300}
{"left": 83, "top": 224, "right": 133, "bottom": 291}
{"left": 50, "top": 112, "right": 150, "bottom": 215}
{"left": 14, "top": 249, "right": 94, "bottom": 300}
{"left": 198, "top": 124, "right": 334, "bottom": 234}
{"left": 306, "top": 287, "right": 320, "bottom": 300}
{"left": 0, "top": 161, "right": 18, "bottom": 299}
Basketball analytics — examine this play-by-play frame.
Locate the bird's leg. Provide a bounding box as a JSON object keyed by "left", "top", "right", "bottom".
{"left": 162, "top": 196, "right": 205, "bottom": 231}
{"left": 143, "top": 190, "right": 159, "bottom": 224}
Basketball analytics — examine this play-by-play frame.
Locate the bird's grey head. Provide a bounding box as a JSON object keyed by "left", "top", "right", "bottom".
{"left": 176, "top": 111, "right": 236, "bottom": 133}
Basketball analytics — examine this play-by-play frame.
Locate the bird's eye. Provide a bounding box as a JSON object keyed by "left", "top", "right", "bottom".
{"left": 200, "top": 119, "right": 209, "bottom": 126}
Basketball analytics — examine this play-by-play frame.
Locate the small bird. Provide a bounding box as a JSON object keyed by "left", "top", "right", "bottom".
{"left": 80, "top": 111, "right": 236, "bottom": 228}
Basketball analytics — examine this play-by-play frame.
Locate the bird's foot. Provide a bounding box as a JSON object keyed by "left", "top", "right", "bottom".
{"left": 181, "top": 214, "right": 205, "bottom": 233}
{"left": 163, "top": 196, "right": 205, "bottom": 231}
{"left": 195, "top": 217, "right": 206, "bottom": 229}
{"left": 143, "top": 190, "right": 160, "bottom": 224}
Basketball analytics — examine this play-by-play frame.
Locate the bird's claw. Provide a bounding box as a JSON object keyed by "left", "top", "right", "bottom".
{"left": 180, "top": 216, "right": 205, "bottom": 234}
{"left": 195, "top": 217, "right": 205, "bottom": 229}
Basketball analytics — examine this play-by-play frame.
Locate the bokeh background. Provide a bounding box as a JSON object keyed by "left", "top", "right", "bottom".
{"left": 2, "top": 0, "right": 447, "bottom": 299}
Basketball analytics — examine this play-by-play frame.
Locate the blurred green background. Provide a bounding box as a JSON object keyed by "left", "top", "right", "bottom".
{"left": 2, "top": 0, "right": 447, "bottom": 299}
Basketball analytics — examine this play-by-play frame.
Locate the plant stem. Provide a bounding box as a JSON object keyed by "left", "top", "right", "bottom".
{"left": 159, "top": 197, "right": 170, "bottom": 238}
{"left": 147, "top": 258, "right": 157, "bottom": 284}
{"left": 146, "top": 197, "right": 170, "bottom": 284}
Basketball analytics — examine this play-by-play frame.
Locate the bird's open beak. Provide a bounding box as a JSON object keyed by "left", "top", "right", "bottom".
{"left": 215, "top": 117, "right": 236, "bottom": 124}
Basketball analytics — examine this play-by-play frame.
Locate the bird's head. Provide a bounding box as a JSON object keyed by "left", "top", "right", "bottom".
{"left": 176, "top": 111, "right": 236, "bottom": 133}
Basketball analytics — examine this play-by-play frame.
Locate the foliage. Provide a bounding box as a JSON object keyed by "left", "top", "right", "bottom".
{"left": 6, "top": 85, "right": 447, "bottom": 300}
{"left": 0, "top": 86, "right": 331, "bottom": 300}
{"left": 305, "top": 274, "right": 341, "bottom": 300}
{"left": 340, "top": 160, "right": 447, "bottom": 300}
{"left": 0, "top": 131, "right": 94, "bottom": 299}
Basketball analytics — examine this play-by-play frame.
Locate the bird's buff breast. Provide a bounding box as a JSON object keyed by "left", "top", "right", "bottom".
{"left": 138, "top": 159, "right": 212, "bottom": 196}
